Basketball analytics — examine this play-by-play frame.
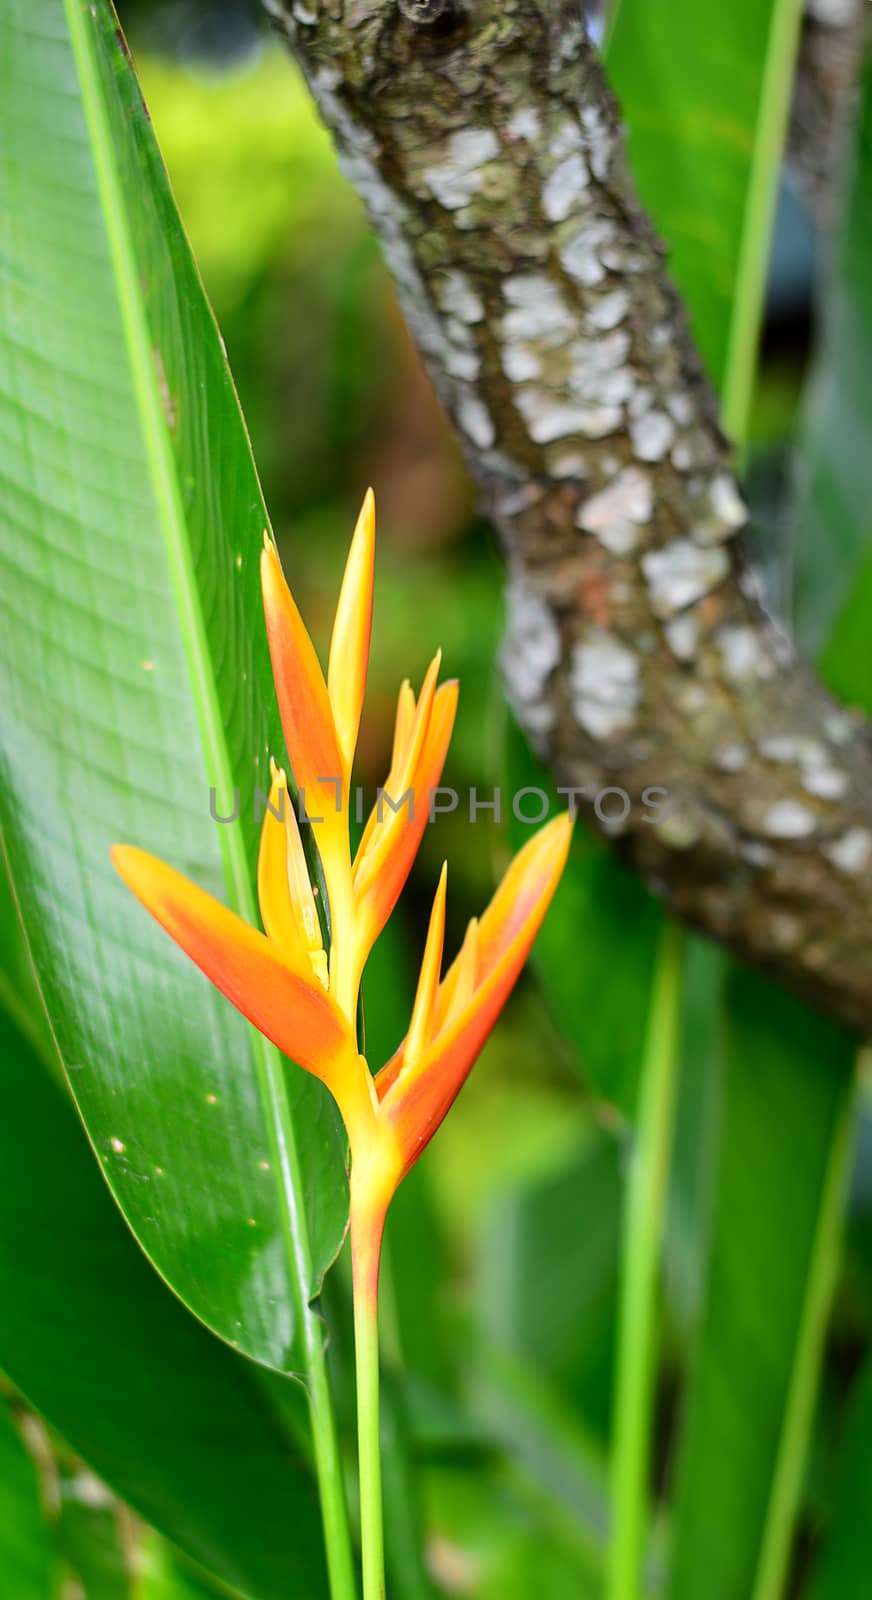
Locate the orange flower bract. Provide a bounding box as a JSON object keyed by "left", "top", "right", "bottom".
{"left": 111, "top": 491, "right": 572, "bottom": 1240}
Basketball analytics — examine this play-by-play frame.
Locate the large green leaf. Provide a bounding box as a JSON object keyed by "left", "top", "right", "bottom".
{"left": 606, "top": 0, "right": 804, "bottom": 435}
{"left": 0, "top": 847, "right": 53, "bottom": 1074}
{"left": 0, "top": 1003, "right": 330, "bottom": 1600}
{"left": 667, "top": 972, "right": 855, "bottom": 1600}
{"left": 792, "top": 49, "right": 872, "bottom": 657}
{"left": 0, "top": 0, "right": 347, "bottom": 1380}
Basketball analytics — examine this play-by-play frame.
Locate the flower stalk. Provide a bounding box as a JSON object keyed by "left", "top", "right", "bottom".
{"left": 350, "top": 1180, "right": 388, "bottom": 1600}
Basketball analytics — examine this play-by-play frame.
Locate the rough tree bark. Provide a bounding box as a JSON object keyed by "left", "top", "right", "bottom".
{"left": 265, "top": 0, "right": 872, "bottom": 1036}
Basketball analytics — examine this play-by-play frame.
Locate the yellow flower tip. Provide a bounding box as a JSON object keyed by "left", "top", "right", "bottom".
{"left": 390, "top": 679, "right": 416, "bottom": 770}
{"left": 540, "top": 809, "right": 575, "bottom": 866}
{"left": 262, "top": 527, "right": 275, "bottom": 553}
{"left": 259, "top": 525, "right": 345, "bottom": 851}
{"left": 109, "top": 841, "right": 137, "bottom": 883}
{"left": 328, "top": 489, "right": 378, "bottom": 777}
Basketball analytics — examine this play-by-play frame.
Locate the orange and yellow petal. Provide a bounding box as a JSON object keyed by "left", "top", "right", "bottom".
{"left": 432, "top": 914, "right": 478, "bottom": 1037}
{"left": 352, "top": 677, "right": 458, "bottom": 968}
{"left": 327, "top": 489, "right": 375, "bottom": 780}
{"left": 111, "top": 845, "right": 351, "bottom": 1082}
{"left": 261, "top": 538, "right": 346, "bottom": 803}
{"left": 390, "top": 680, "right": 416, "bottom": 773}
{"left": 353, "top": 655, "right": 442, "bottom": 892}
{"left": 257, "top": 761, "right": 310, "bottom": 966}
{"left": 376, "top": 813, "right": 572, "bottom": 1177}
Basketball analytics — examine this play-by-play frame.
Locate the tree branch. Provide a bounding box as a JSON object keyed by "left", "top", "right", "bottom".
{"left": 265, "top": 0, "right": 872, "bottom": 1035}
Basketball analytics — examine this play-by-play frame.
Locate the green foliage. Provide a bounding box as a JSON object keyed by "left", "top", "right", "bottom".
{"left": 667, "top": 975, "right": 855, "bottom": 1600}
{"left": 0, "top": 1004, "right": 329, "bottom": 1598}
{"left": 0, "top": 0, "right": 347, "bottom": 1377}
{"left": 607, "top": 0, "right": 804, "bottom": 436}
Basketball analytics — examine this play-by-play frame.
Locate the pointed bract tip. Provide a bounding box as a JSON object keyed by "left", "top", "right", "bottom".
{"left": 544, "top": 809, "right": 575, "bottom": 858}
{"left": 110, "top": 843, "right": 155, "bottom": 901}
{"left": 110, "top": 841, "right": 135, "bottom": 875}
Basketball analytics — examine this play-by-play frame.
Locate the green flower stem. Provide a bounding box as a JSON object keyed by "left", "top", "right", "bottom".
{"left": 351, "top": 1181, "right": 388, "bottom": 1600}
{"left": 306, "top": 1343, "right": 360, "bottom": 1600}
{"left": 608, "top": 921, "right": 685, "bottom": 1600}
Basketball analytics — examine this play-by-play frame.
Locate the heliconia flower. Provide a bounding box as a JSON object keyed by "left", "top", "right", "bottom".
{"left": 111, "top": 490, "right": 572, "bottom": 1257}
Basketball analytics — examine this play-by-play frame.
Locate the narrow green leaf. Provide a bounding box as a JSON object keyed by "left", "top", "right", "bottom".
{"left": 606, "top": 0, "right": 804, "bottom": 436}
{"left": 667, "top": 973, "right": 855, "bottom": 1600}
{"left": 0, "top": 1003, "right": 331, "bottom": 1599}
{"left": 0, "top": 0, "right": 348, "bottom": 1381}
